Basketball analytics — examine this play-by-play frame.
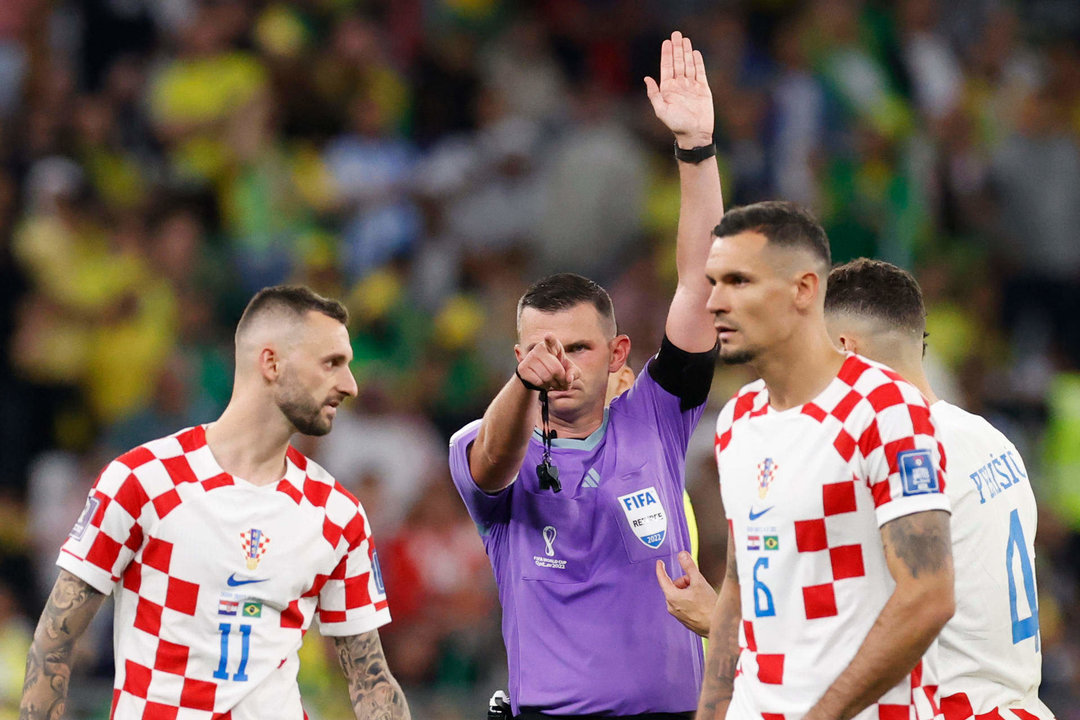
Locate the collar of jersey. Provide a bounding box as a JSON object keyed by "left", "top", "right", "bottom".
{"left": 531, "top": 409, "right": 609, "bottom": 451}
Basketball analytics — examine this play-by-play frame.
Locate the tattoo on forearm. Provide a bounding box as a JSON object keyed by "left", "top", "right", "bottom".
{"left": 698, "top": 539, "right": 740, "bottom": 718}
{"left": 334, "top": 632, "right": 410, "bottom": 720}
{"left": 20, "top": 571, "right": 104, "bottom": 720}
{"left": 883, "top": 510, "right": 951, "bottom": 579}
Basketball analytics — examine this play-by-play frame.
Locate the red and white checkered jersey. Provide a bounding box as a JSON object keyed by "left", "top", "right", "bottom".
{"left": 57, "top": 425, "right": 390, "bottom": 720}
{"left": 715, "top": 354, "right": 950, "bottom": 720}
{"left": 930, "top": 401, "right": 1055, "bottom": 720}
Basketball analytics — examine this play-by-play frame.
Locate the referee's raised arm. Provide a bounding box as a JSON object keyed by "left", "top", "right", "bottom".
{"left": 645, "top": 30, "right": 724, "bottom": 354}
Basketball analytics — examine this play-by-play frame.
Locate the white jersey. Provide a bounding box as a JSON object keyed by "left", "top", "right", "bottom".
{"left": 58, "top": 425, "right": 391, "bottom": 720}
{"left": 715, "top": 355, "right": 950, "bottom": 719}
{"left": 931, "top": 401, "right": 1055, "bottom": 720}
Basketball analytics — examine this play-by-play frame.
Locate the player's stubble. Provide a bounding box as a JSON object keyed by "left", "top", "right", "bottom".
{"left": 275, "top": 366, "right": 338, "bottom": 436}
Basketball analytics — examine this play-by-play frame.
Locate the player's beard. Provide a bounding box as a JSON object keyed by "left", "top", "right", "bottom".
{"left": 719, "top": 346, "right": 758, "bottom": 366}
{"left": 276, "top": 371, "right": 334, "bottom": 436}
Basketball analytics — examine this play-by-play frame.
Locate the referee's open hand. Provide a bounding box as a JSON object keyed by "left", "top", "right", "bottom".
{"left": 517, "top": 334, "right": 581, "bottom": 392}
{"left": 644, "top": 30, "right": 714, "bottom": 149}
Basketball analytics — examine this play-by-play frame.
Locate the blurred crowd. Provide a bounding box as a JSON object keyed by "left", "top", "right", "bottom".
{"left": 1, "top": 0, "right": 1079, "bottom": 717}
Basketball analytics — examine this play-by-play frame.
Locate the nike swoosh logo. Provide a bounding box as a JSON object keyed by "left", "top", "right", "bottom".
{"left": 748, "top": 506, "right": 774, "bottom": 521}
{"left": 227, "top": 574, "right": 268, "bottom": 587}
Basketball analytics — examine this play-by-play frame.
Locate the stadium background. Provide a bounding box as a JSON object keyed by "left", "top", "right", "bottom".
{"left": 0, "top": 0, "right": 1079, "bottom": 717}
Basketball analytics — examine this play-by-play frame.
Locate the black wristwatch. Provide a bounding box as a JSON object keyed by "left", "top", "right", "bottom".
{"left": 674, "top": 140, "right": 716, "bottom": 164}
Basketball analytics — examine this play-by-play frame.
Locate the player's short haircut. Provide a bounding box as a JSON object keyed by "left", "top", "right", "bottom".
{"left": 713, "top": 200, "right": 831, "bottom": 269}
{"left": 517, "top": 273, "right": 617, "bottom": 337}
{"left": 236, "top": 285, "right": 348, "bottom": 340}
{"left": 825, "top": 258, "right": 926, "bottom": 336}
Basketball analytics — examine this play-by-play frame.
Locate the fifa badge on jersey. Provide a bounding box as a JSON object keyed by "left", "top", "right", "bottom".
{"left": 70, "top": 495, "right": 101, "bottom": 540}
{"left": 242, "top": 601, "right": 262, "bottom": 618}
{"left": 898, "top": 449, "right": 939, "bottom": 496}
{"left": 241, "top": 528, "right": 271, "bottom": 570}
{"left": 617, "top": 486, "right": 667, "bottom": 549}
{"left": 756, "top": 458, "right": 779, "bottom": 499}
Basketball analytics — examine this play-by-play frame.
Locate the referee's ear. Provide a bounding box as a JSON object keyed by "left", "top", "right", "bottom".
{"left": 607, "top": 334, "right": 631, "bottom": 373}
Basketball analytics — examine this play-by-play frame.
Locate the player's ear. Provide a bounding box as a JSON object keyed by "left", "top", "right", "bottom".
{"left": 514, "top": 344, "right": 524, "bottom": 362}
{"left": 836, "top": 333, "right": 857, "bottom": 353}
{"left": 792, "top": 269, "right": 821, "bottom": 311}
{"left": 608, "top": 334, "right": 631, "bottom": 372}
{"left": 259, "top": 346, "right": 280, "bottom": 383}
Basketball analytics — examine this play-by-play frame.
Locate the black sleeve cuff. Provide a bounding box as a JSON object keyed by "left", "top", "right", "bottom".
{"left": 646, "top": 335, "right": 719, "bottom": 411}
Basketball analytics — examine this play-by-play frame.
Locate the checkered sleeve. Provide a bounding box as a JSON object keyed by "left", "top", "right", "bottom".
{"left": 57, "top": 460, "right": 147, "bottom": 594}
{"left": 858, "top": 373, "right": 950, "bottom": 527}
{"left": 316, "top": 493, "right": 392, "bottom": 637}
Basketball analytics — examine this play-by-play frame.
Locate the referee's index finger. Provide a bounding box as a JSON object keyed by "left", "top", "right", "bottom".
{"left": 544, "top": 334, "right": 564, "bottom": 358}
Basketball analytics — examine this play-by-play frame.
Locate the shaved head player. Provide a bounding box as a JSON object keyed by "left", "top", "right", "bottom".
{"left": 20, "top": 285, "right": 411, "bottom": 720}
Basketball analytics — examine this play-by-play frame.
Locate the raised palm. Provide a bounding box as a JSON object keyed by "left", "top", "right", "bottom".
{"left": 645, "top": 31, "right": 714, "bottom": 145}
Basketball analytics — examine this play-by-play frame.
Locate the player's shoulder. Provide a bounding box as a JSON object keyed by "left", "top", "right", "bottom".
{"left": 286, "top": 445, "right": 361, "bottom": 508}
{"left": 931, "top": 400, "right": 1018, "bottom": 458}
{"left": 715, "top": 378, "right": 767, "bottom": 433}
{"left": 839, "top": 354, "right": 927, "bottom": 411}
{"left": 111, "top": 425, "right": 205, "bottom": 470}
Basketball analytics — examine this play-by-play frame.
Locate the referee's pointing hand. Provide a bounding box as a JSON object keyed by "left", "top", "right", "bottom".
{"left": 517, "top": 334, "right": 581, "bottom": 392}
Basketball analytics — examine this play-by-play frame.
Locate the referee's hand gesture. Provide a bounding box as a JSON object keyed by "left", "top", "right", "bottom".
{"left": 644, "top": 30, "right": 714, "bottom": 149}
{"left": 516, "top": 334, "right": 580, "bottom": 392}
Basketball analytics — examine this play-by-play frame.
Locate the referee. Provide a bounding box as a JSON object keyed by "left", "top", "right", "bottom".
{"left": 448, "top": 31, "right": 723, "bottom": 719}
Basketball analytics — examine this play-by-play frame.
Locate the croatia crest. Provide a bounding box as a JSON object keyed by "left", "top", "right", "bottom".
{"left": 617, "top": 486, "right": 667, "bottom": 549}
{"left": 241, "top": 528, "right": 271, "bottom": 570}
{"left": 757, "top": 458, "right": 779, "bottom": 499}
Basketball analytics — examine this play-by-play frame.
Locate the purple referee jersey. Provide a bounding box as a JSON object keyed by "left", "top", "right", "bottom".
{"left": 448, "top": 364, "right": 705, "bottom": 716}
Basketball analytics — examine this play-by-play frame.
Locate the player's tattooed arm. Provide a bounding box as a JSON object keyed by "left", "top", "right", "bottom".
{"left": 805, "top": 510, "right": 954, "bottom": 720}
{"left": 882, "top": 507, "right": 952, "bottom": 578}
{"left": 696, "top": 529, "right": 741, "bottom": 720}
{"left": 333, "top": 630, "right": 411, "bottom": 720}
{"left": 20, "top": 569, "right": 106, "bottom": 720}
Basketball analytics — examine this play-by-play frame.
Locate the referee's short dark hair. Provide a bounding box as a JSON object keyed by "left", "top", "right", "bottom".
{"left": 237, "top": 285, "right": 349, "bottom": 338}
{"left": 517, "top": 273, "right": 617, "bottom": 337}
{"left": 713, "top": 200, "right": 831, "bottom": 269}
{"left": 825, "top": 258, "right": 926, "bottom": 336}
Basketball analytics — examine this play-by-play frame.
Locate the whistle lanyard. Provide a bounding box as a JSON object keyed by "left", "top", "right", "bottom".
{"left": 536, "top": 390, "right": 561, "bottom": 493}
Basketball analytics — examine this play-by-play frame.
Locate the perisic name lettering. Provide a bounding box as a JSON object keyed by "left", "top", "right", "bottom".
{"left": 968, "top": 449, "right": 1028, "bottom": 504}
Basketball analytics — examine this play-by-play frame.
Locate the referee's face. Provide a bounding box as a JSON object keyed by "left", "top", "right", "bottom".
{"left": 517, "top": 303, "right": 622, "bottom": 421}
{"left": 705, "top": 231, "right": 801, "bottom": 365}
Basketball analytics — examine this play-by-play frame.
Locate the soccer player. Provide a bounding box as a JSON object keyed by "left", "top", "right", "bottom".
{"left": 825, "top": 259, "right": 1055, "bottom": 719}
{"left": 660, "top": 257, "right": 1058, "bottom": 719}
{"left": 447, "top": 31, "right": 721, "bottom": 718}
{"left": 19, "top": 286, "right": 410, "bottom": 720}
{"left": 697, "top": 203, "right": 954, "bottom": 719}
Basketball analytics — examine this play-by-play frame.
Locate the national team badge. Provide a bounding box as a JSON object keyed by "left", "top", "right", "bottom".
{"left": 219, "top": 599, "right": 239, "bottom": 616}
{"left": 242, "top": 601, "right": 262, "bottom": 618}
{"left": 70, "top": 495, "right": 101, "bottom": 540}
{"left": 241, "top": 529, "right": 271, "bottom": 570}
{"left": 898, "top": 449, "right": 938, "bottom": 496}
{"left": 617, "top": 486, "right": 667, "bottom": 549}
{"left": 763, "top": 535, "right": 779, "bottom": 551}
{"left": 747, "top": 535, "right": 761, "bottom": 551}
{"left": 757, "top": 458, "right": 779, "bottom": 499}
